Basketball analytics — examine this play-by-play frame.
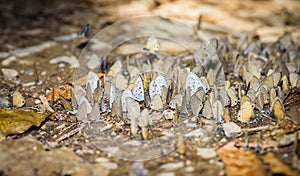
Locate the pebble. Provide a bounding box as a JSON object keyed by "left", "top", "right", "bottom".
{"left": 163, "top": 109, "right": 174, "bottom": 120}
{"left": 129, "top": 161, "right": 147, "bottom": 176}
{"left": 0, "top": 52, "right": 9, "bottom": 58}
{"left": 0, "top": 97, "right": 10, "bottom": 108}
{"left": 184, "top": 129, "right": 205, "bottom": 137}
{"left": 197, "top": 148, "right": 217, "bottom": 159}
{"left": 1, "top": 56, "right": 16, "bottom": 66}
{"left": 50, "top": 55, "right": 79, "bottom": 68}
{"left": 185, "top": 166, "right": 194, "bottom": 172}
{"left": 222, "top": 122, "right": 241, "bottom": 138}
{"left": 1, "top": 68, "right": 18, "bottom": 81}
{"left": 12, "top": 41, "right": 56, "bottom": 57}
{"left": 160, "top": 162, "right": 184, "bottom": 171}
{"left": 158, "top": 172, "right": 175, "bottom": 176}
{"left": 54, "top": 33, "right": 77, "bottom": 42}
{"left": 101, "top": 162, "right": 118, "bottom": 170}
{"left": 87, "top": 54, "right": 101, "bottom": 70}
{"left": 122, "top": 140, "right": 142, "bottom": 146}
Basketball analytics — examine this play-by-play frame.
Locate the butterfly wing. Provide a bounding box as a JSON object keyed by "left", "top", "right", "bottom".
{"left": 132, "top": 76, "right": 145, "bottom": 101}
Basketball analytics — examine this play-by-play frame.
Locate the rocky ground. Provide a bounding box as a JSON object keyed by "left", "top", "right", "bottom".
{"left": 0, "top": 0, "right": 300, "bottom": 175}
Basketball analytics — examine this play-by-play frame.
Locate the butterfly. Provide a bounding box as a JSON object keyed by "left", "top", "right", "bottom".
{"left": 137, "top": 109, "right": 151, "bottom": 140}
{"left": 89, "top": 103, "right": 100, "bottom": 121}
{"left": 202, "top": 100, "right": 213, "bottom": 119}
{"left": 255, "top": 91, "right": 264, "bottom": 111}
{"left": 86, "top": 83, "right": 93, "bottom": 103}
{"left": 144, "top": 35, "right": 160, "bottom": 52}
{"left": 186, "top": 72, "right": 208, "bottom": 96}
{"left": 190, "top": 94, "right": 203, "bottom": 117}
{"left": 86, "top": 71, "right": 99, "bottom": 93}
{"left": 237, "top": 101, "right": 254, "bottom": 122}
{"left": 131, "top": 75, "right": 144, "bottom": 102}
{"left": 150, "top": 94, "right": 164, "bottom": 111}
{"left": 289, "top": 72, "right": 300, "bottom": 88}
{"left": 109, "top": 84, "right": 116, "bottom": 110}
{"left": 149, "top": 74, "right": 168, "bottom": 99}
{"left": 212, "top": 100, "right": 224, "bottom": 123}
{"left": 269, "top": 88, "right": 276, "bottom": 107}
{"left": 108, "top": 60, "right": 122, "bottom": 77}
{"left": 121, "top": 88, "right": 134, "bottom": 112}
{"left": 79, "top": 96, "right": 92, "bottom": 114}
{"left": 218, "top": 88, "right": 230, "bottom": 107}
{"left": 169, "top": 93, "right": 183, "bottom": 109}
{"left": 126, "top": 98, "right": 140, "bottom": 137}
{"left": 77, "top": 23, "right": 93, "bottom": 39}
{"left": 271, "top": 96, "right": 285, "bottom": 121}
{"left": 76, "top": 100, "right": 88, "bottom": 122}
{"left": 115, "top": 73, "right": 128, "bottom": 90}
{"left": 12, "top": 91, "right": 25, "bottom": 108}
{"left": 227, "top": 87, "right": 238, "bottom": 107}
{"left": 203, "top": 39, "right": 218, "bottom": 58}
{"left": 249, "top": 76, "right": 260, "bottom": 92}
{"left": 93, "top": 80, "right": 104, "bottom": 103}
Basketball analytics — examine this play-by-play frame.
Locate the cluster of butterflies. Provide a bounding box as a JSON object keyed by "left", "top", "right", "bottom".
{"left": 71, "top": 33, "right": 300, "bottom": 140}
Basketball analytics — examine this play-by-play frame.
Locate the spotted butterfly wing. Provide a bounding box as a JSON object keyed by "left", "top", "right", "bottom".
{"left": 131, "top": 75, "right": 144, "bottom": 101}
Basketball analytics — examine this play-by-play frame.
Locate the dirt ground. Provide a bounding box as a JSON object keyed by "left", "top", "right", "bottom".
{"left": 0, "top": 0, "right": 300, "bottom": 175}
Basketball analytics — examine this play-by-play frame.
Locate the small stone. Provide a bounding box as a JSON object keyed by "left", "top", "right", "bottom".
{"left": 185, "top": 166, "right": 194, "bottom": 172}
{"left": 197, "top": 148, "right": 217, "bottom": 159}
{"left": 95, "top": 157, "right": 109, "bottom": 163}
{"left": 101, "top": 162, "right": 118, "bottom": 170}
{"left": 163, "top": 109, "right": 174, "bottom": 120}
{"left": 158, "top": 172, "right": 175, "bottom": 176}
{"left": 222, "top": 122, "right": 241, "bottom": 138}
{"left": 122, "top": 140, "right": 142, "bottom": 147}
{"left": 184, "top": 129, "right": 205, "bottom": 138}
{"left": 0, "top": 52, "right": 9, "bottom": 58}
{"left": 1, "top": 56, "right": 16, "bottom": 66}
{"left": 34, "top": 99, "right": 41, "bottom": 105}
{"left": 50, "top": 55, "right": 79, "bottom": 68}
{"left": 1, "top": 68, "right": 18, "bottom": 81}
{"left": 87, "top": 54, "right": 100, "bottom": 70}
{"left": 0, "top": 97, "right": 10, "bottom": 108}
{"left": 160, "top": 162, "right": 184, "bottom": 171}
{"left": 129, "top": 161, "right": 147, "bottom": 176}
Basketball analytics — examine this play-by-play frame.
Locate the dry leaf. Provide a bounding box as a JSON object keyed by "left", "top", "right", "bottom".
{"left": 46, "top": 85, "right": 73, "bottom": 101}
{"left": 262, "top": 152, "right": 296, "bottom": 176}
{"left": 217, "top": 147, "right": 265, "bottom": 176}
{"left": 0, "top": 109, "right": 49, "bottom": 139}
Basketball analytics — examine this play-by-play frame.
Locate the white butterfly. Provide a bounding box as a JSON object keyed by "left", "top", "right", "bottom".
{"left": 149, "top": 75, "right": 168, "bottom": 99}
{"left": 145, "top": 35, "right": 160, "bottom": 52}
{"left": 109, "top": 83, "right": 116, "bottom": 110}
{"left": 131, "top": 75, "right": 144, "bottom": 102}
{"left": 122, "top": 88, "right": 134, "bottom": 112}
{"left": 186, "top": 72, "right": 208, "bottom": 96}
{"left": 86, "top": 71, "right": 99, "bottom": 93}
{"left": 203, "top": 39, "right": 218, "bottom": 58}
{"left": 79, "top": 96, "right": 92, "bottom": 114}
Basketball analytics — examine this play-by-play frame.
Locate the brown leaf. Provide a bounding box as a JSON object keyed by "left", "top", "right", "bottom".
{"left": 46, "top": 85, "right": 73, "bottom": 101}
{"left": 217, "top": 146, "right": 265, "bottom": 176}
{"left": 262, "top": 152, "right": 296, "bottom": 176}
{"left": 0, "top": 109, "right": 49, "bottom": 139}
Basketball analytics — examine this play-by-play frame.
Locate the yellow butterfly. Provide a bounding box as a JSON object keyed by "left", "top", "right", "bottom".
{"left": 145, "top": 35, "right": 160, "bottom": 52}
{"left": 271, "top": 97, "right": 285, "bottom": 121}
{"left": 237, "top": 101, "right": 254, "bottom": 122}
